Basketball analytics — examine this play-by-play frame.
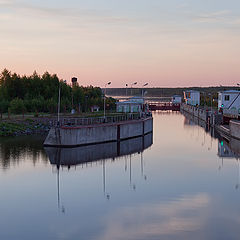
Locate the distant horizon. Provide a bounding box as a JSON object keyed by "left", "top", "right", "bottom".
{"left": 1, "top": 68, "right": 239, "bottom": 89}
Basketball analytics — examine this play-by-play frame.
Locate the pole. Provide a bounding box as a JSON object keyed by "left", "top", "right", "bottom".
{"left": 211, "top": 94, "right": 213, "bottom": 112}
{"left": 58, "top": 83, "right": 61, "bottom": 126}
{"left": 104, "top": 82, "right": 111, "bottom": 119}
{"left": 104, "top": 87, "right": 106, "bottom": 119}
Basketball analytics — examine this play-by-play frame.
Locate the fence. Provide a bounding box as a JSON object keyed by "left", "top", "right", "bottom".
{"left": 36, "top": 112, "right": 152, "bottom": 127}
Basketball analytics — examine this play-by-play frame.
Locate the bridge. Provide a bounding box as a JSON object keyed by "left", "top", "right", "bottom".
{"left": 148, "top": 102, "right": 180, "bottom": 111}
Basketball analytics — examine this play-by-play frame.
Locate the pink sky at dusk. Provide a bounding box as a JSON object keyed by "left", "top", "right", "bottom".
{"left": 0, "top": 0, "right": 240, "bottom": 88}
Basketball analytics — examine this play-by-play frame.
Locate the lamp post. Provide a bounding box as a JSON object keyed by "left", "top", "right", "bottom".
{"left": 131, "top": 82, "right": 137, "bottom": 96}
{"left": 57, "top": 80, "right": 66, "bottom": 126}
{"left": 104, "top": 82, "right": 111, "bottom": 119}
{"left": 142, "top": 83, "right": 148, "bottom": 112}
{"left": 125, "top": 84, "right": 128, "bottom": 97}
{"left": 208, "top": 93, "right": 213, "bottom": 112}
{"left": 142, "top": 83, "right": 148, "bottom": 98}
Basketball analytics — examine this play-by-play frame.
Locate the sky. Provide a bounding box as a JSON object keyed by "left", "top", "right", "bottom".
{"left": 0, "top": 0, "right": 240, "bottom": 87}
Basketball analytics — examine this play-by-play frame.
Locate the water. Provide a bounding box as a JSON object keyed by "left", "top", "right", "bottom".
{"left": 1, "top": 112, "right": 240, "bottom": 240}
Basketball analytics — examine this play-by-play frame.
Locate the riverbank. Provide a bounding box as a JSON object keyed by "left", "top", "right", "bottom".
{"left": 0, "top": 119, "right": 50, "bottom": 137}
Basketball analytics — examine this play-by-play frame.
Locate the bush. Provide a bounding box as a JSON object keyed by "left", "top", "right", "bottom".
{"left": 9, "top": 98, "right": 26, "bottom": 114}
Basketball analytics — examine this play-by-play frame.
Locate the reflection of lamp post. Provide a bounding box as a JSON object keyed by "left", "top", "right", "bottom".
{"left": 104, "top": 82, "right": 111, "bottom": 119}
{"left": 102, "top": 159, "right": 110, "bottom": 199}
{"left": 131, "top": 82, "right": 137, "bottom": 96}
{"left": 236, "top": 159, "right": 240, "bottom": 190}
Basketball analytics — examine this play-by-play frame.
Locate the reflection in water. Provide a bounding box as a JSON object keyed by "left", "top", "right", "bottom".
{"left": 182, "top": 110, "right": 240, "bottom": 160}
{"left": 98, "top": 193, "right": 210, "bottom": 240}
{"left": 45, "top": 134, "right": 153, "bottom": 209}
{"left": 45, "top": 133, "right": 153, "bottom": 168}
{"left": 2, "top": 113, "right": 240, "bottom": 240}
{"left": 183, "top": 111, "right": 240, "bottom": 191}
{"left": 0, "top": 135, "right": 48, "bottom": 170}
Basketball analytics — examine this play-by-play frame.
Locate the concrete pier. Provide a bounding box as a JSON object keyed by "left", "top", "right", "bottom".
{"left": 44, "top": 117, "right": 153, "bottom": 147}
{"left": 180, "top": 103, "right": 223, "bottom": 125}
{"left": 230, "top": 120, "right": 240, "bottom": 140}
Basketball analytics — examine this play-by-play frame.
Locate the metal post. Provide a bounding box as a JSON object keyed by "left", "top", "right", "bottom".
{"left": 104, "top": 87, "right": 106, "bottom": 119}
{"left": 57, "top": 83, "right": 61, "bottom": 126}
{"left": 104, "top": 82, "right": 111, "bottom": 119}
{"left": 131, "top": 82, "right": 137, "bottom": 96}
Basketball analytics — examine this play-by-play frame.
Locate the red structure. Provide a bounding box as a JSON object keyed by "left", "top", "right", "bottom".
{"left": 149, "top": 102, "right": 180, "bottom": 111}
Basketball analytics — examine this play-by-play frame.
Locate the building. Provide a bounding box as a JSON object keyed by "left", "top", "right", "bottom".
{"left": 218, "top": 90, "right": 240, "bottom": 113}
{"left": 116, "top": 97, "right": 145, "bottom": 113}
{"left": 71, "top": 77, "right": 78, "bottom": 87}
{"left": 90, "top": 105, "right": 100, "bottom": 112}
{"left": 183, "top": 90, "right": 200, "bottom": 106}
{"left": 172, "top": 95, "right": 182, "bottom": 104}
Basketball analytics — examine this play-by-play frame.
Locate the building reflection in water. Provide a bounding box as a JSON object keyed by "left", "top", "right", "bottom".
{"left": 182, "top": 110, "right": 240, "bottom": 189}
{"left": 45, "top": 133, "right": 153, "bottom": 210}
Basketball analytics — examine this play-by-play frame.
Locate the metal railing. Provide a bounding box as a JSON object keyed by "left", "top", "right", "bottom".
{"left": 37, "top": 112, "right": 152, "bottom": 127}
{"left": 223, "top": 109, "right": 240, "bottom": 117}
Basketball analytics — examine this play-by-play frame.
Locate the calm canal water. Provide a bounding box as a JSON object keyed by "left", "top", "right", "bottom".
{"left": 1, "top": 112, "right": 240, "bottom": 240}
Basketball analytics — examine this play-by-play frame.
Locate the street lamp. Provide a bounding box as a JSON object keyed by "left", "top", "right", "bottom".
{"left": 142, "top": 83, "right": 148, "bottom": 113}
{"left": 125, "top": 83, "right": 128, "bottom": 97}
{"left": 208, "top": 93, "right": 213, "bottom": 112}
{"left": 131, "top": 82, "right": 137, "bottom": 96}
{"left": 104, "top": 81, "right": 111, "bottom": 119}
{"left": 57, "top": 80, "right": 66, "bottom": 126}
{"left": 142, "top": 83, "right": 148, "bottom": 97}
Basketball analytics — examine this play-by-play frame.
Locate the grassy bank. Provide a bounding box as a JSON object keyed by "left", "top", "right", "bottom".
{"left": 0, "top": 119, "right": 49, "bottom": 137}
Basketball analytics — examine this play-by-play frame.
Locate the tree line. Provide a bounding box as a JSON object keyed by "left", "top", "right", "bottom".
{"left": 0, "top": 69, "right": 116, "bottom": 115}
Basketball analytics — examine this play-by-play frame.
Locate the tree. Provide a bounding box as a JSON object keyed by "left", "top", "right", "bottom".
{"left": 9, "top": 98, "right": 26, "bottom": 114}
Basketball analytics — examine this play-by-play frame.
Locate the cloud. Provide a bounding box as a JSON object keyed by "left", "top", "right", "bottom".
{"left": 192, "top": 10, "right": 239, "bottom": 24}
{"left": 98, "top": 193, "right": 210, "bottom": 240}
{"left": 0, "top": 0, "right": 132, "bottom": 25}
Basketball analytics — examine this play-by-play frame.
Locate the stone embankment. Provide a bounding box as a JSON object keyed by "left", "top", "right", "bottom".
{"left": 0, "top": 119, "right": 50, "bottom": 137}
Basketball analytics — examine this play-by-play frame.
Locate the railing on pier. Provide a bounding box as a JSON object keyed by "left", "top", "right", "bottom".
{"left": 223, "top": 109, "right": 240, "bottom": 118}
{"left": 37, "top": 112, "right": 152, "bottom": 127}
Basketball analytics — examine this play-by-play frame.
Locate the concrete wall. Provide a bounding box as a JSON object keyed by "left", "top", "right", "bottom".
{"left": 230, "top": 120, "right": 240, "bottom": 140}
{"left": 44, "top": 117, "right": 153, "bottom": 147}
{"left": 181, "top": 103, "right": 209, "bottom": 122}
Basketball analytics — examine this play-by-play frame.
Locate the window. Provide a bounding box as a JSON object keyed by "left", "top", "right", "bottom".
{"left": 224, "top": 95, "right": 230, "bottom": 101}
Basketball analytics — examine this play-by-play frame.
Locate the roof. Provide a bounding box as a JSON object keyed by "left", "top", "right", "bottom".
{"left": 219, "top": 90, "right": 240, "bottom": 94}
{"left": 184, "top": 90, "right": 200, "bottom": 93}
{"left": 172, "top": 95, "right": 182, "bottom": 97}
{"left": 116, "top": 101, "right": 142, "bottom": 105}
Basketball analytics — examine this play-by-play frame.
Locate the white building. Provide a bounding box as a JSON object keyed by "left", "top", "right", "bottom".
{"left": 116, "top": 97, "right": 145, "bottom": 113}
{"left": 183, "top": 90, "right": 200, "bottom": 106}
{"left": 172, "top": 95, "right": 182, "bottom": 104}
{"left": 218, "top": 90, "right": 240, "bottom": 114}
